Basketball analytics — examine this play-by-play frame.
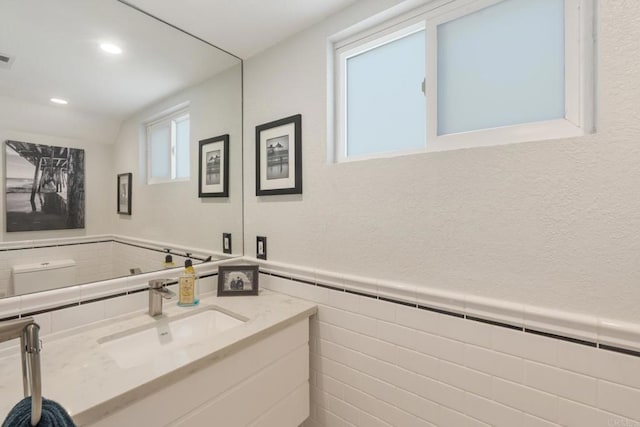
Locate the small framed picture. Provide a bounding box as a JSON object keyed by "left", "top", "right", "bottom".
{"left": 117, "top": 173, "right": 132, "bottom": 215}
{"left": 255, "top": 114, "right": 302, "bottom": 196}
{"left": 217, "top": 265, "right": 259, "bottom": 296}
{"left": 199, "top": 134, "right": 229, "bottom": 198}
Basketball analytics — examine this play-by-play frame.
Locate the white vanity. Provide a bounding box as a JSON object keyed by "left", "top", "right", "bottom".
{"left": 0, "top": 290, "right": 316, "bottom": 426}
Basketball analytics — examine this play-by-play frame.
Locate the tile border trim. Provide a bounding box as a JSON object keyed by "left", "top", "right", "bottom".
{"left": 256, "top": 264, "right": 640, "bottom": 358}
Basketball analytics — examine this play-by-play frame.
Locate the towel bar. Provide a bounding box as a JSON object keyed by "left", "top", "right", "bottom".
{"left": 0, "top": 318, "right": 42, "bottom": 426}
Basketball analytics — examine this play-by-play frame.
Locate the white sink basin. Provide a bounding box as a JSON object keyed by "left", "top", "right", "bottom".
{"left": 98, "top": 308, "right": 245, "bottom": 369}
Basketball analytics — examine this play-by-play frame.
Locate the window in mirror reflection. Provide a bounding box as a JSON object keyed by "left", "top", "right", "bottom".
{"left": 147, "top": 107, "right": 190, "bottom": 183}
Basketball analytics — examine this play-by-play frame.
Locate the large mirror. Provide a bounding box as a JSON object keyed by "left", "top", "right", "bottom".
{"left": 0, "top": 0, "right": 243, "bottom": 297}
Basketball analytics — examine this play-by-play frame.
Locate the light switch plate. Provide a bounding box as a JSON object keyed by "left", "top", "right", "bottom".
{"left": 223, "top": 233, "right": 232, "bottom": 254}
{"left": 257, "top": 236, "right": 267, "bottom": 260}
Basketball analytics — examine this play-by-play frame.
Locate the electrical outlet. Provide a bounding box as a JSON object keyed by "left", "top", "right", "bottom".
{"left": 256, "top": 236, "right": 267, "bottom": 260}
{"left": 222, "top": 233, "right": 232, "bottom": 254}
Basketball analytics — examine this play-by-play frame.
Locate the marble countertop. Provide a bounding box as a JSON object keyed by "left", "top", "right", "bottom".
{"left": 0, "top": 290, "right": 317, "bottom": 425}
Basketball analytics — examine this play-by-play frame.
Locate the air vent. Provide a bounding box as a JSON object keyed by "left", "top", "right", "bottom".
{"left": 0, "top": 53, "right": 15, "bottom": 70}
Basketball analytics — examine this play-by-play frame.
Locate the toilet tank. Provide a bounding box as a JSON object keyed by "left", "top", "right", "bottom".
{"left": 12, "top": 259, "right": 77, "bottom": 295}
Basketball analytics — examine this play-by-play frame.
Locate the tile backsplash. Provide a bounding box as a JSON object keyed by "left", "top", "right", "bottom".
{"left": 258, "top": 269, "right": 640, "bottom": 427}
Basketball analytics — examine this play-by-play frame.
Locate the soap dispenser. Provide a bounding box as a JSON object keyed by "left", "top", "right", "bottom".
{"left": 163, "top": 249, "right": 175, "bottom": 269}
{"left": 178, "top": 258, "right": 199, "bottom": 306}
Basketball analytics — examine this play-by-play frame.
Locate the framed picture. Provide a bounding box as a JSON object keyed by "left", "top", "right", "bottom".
{"left": 117, "top": 173, "right": 132, "bottom": 215}
{"left": 255, "top": 114, "right": 302, "bottom": 196}
{"left": 5, "top": 140, "right": 85, "bottom": 232}
{"left": 218, "top": 265, "right": 259, "bottom": 296}
{"left": 199, "top": 134, "right": 229, "bottom": 197}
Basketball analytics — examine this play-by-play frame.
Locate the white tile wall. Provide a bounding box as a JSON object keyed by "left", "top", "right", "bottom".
{"left": 440, "top": 360, "right": 492, "bottom": 399}
{"left": 556, "top": 338, "right": 598, "bottom": 376}
{"left": 492, "top": 377, "right": 559, "bottom": 422}
{"left": 463, "top": 343, "right": 525, "bottom": 384}
{"left": 464, "top": 392, "right": 524, "bottom": 426}
{"left": 491, "top": 325, "right": 559, "bottom": 366}
{"left": 523, "top": 361, "right": 598, "bottom": 406}
{"left": 597, "top": 381, "right": 640, "bottom": 421}
{"left": 557, "top": 398, "right": 639, "bottom": 427}
{"left": 357, "top": 411, "right": 391, "bottom": 427}
{"left": 439, "top": 406, "right": 489, "bottom": 427}
{"left": 594, "top": 347, "right": 640, "bottom": 390}
{"left": 258, "top": 273, "right": 640, "bottom": 427}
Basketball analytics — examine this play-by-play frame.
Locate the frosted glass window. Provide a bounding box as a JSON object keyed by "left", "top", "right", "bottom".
{"left": 146, "top": 108, "right": 190, "bottom": 183}
{"left": 175, "top": 117, "right": 190, "bottom": 179}
{"left": 437, "top": 0, "right": 565, "bottom": 135}
{"left": 149, "top": 124, "right": 170, "bottom": 179}
{"left": 334, "top": 0, "right": 592, "bottom": 158}
{"left": 346, "top": 30, "right": 425, "bottom": 157}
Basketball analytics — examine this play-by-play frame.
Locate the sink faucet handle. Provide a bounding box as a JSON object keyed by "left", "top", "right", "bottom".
{"left": 148, "top": 279, "right": 174, "bottom": 317}
{"left": 149, "top": 278, "right": 169, "bottom": 289}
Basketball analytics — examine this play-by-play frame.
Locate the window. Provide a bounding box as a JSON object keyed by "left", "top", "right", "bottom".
{"left": 333, "top": 0, "right": 595, "bottom": 161}
{"left": 146, "top": 107, "right": 190, "bottom": 183}
{"left": 343, "top": 25, "right": 426, "bottom": 159}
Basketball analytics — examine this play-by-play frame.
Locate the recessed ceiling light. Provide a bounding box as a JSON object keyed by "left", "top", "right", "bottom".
{"left": 50, "top": 98, "right": 68, "bottom": 105}
{"left": 100, "top": 43, "right": 122, "bottom": 55}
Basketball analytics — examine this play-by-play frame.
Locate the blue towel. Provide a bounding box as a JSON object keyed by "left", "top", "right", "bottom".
{"left": 2, "top": 396, "right": 76, "bottom": 427}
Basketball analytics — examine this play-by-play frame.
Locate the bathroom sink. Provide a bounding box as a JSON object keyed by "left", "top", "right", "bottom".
{"left": 98, "top": 308, "right": 245, "bottom": 369}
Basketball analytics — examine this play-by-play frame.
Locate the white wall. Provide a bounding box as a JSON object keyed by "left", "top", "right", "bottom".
{"left": 243, "top": 0, "right": 640, "bottom": 323}
{"left": 0, "top": 97, "right": 114, "bottom": 241}
{"left": 112, "top": 64, "right": 243, "bottom": 254}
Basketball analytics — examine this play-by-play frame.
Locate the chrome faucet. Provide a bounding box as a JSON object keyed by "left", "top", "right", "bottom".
{"left": 148, "top": 279, "right": 176, "bottom": 317}
{"left": 0, "top": 317, "right": 42, "bottom": 425}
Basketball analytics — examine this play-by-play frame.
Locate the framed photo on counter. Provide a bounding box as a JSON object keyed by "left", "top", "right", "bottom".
{"left": 217, "top": 265, "right": 259, "bottom": 296}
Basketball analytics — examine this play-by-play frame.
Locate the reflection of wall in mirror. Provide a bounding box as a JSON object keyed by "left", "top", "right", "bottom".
{"left": 112, "top": 64, "right": 242, "bottom": 251}
{"left": 0, "top": 64, "right": 241, "bottom": 299}
{"left": 0, "top": 1, "right": 243, "bottom": 301}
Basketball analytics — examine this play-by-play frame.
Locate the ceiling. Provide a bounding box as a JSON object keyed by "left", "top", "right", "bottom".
{"left": 0, "top": 0, "right": 238, "bottom": 122}
{"left": 0, "top": 0, "right": 359, "bottom": 138}
{"left": 123, "top": 0, "right": 361, "bottom": 59}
